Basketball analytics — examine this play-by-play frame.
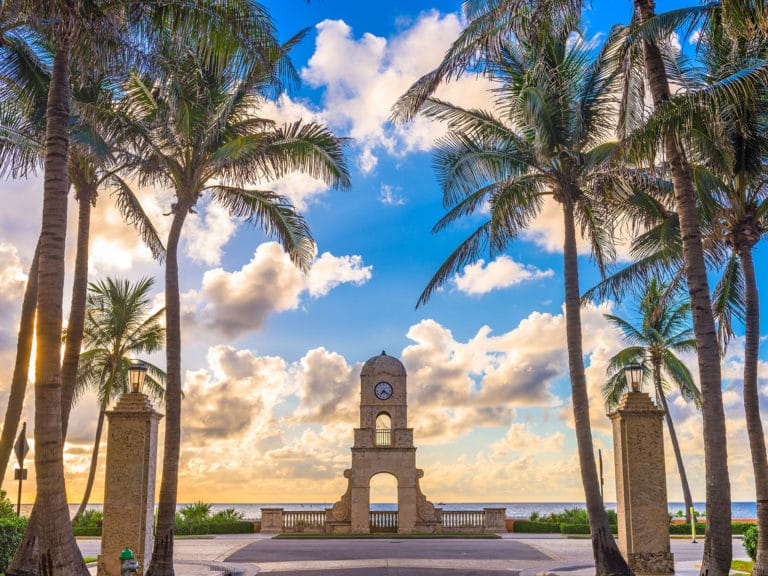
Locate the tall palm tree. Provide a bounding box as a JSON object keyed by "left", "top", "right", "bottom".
{"left": 605, "top": 7, "right": 768, "bottom": 571}
{"left": 628, "top": 3, "right": 732, "bottom": 572}
{"left": 5, "top": 4, "right": 272, "bottom": 572}
{"left": 396, "top": 18, "right": 632, "bottom": 576}
{"left": 603, "top": 279, "right": 699, "bottom": 524}
{"left": 71, "top": 277, "right": 166, "bottom": 523}
{"left": 117, "top": 31, "right": 350, "bottom": 575}
{"left": 0, "top": 29, "right": 46, "bottom": 489}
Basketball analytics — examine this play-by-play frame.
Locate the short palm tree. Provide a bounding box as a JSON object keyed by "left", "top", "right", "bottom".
{"left": 395, "top": 17, "right": 632, "bottom": 576}
{"left": 117, "top": 31, "right": 350, "bottom": 575}
{"left": 71, "top": 276, "right": 166, "bottom": 523}
{"left": 603, "top": 279, "right": 699, "bottom": 524}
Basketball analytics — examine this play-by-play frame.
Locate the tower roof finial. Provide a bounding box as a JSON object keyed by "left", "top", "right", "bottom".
{"left": 381, "top": 350, "right": 386, "bottom": 356}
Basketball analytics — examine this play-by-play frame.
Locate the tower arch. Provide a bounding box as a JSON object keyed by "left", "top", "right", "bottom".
{"left": 329, "top": 351, "right": 439, "bottom": 533}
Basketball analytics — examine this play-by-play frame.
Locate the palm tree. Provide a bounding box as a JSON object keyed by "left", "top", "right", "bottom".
{"left": 4, "top": 4, "right": 273, "bottom": 572}
{"left": 627, "top": 3, "right": 732, "bottom": 572}
{"left": 0, "top": 29, "right": 47, "bottom": 489}
{"left": 603, "top": 279, "right": 699, "bottom": 524}
{"left": 395, "top": 17, "right": 632, "bottom": 576}
{"left": 61, "top": 71, "right": 166, "bottom": 440}
{"left": 71, "top": 277, "right": 166, "bottom": 523}
{"left": 116, "top": 31, "right": 350, "bottom": 575}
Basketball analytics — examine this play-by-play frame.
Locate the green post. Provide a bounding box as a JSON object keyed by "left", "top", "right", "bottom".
{"left": 690, "top": 507, "right": 697, "bottom": 543}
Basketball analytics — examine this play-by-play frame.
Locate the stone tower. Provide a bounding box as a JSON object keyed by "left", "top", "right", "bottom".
{"left": 328, "top": 351, "right": 439, "bottom": 533}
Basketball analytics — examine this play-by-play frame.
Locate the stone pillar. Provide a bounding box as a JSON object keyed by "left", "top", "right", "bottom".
{"left": 98, "top": 393, "right": 162, "bottom": 576}
{"left": 483, "top": 508, "right": 506, "bottom": 532}
{"left": 260, "top": 508, "right": 284, "bottom": 533}
{"left": 609, "top": 391, "right": 674, "bottom": 575}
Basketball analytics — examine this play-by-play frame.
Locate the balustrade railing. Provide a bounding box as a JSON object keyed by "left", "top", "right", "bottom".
{"left": 375, "top": 428, "right": 392, "bottom": 446}
{"left": 441, "top": 510, "right": 486, "bottom": 530}
{"left": 369, "top": 510, "right": 398, "bottom": 532}
{"left": 283, "top": 510, "right": 326, "bottom": 532}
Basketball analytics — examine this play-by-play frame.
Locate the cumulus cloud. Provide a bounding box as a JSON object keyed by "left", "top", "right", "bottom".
{"left": 184, "top": 242, "right": 372, "bottom": 338}
{"left": 293, "top": 347, "right": 359, "bottom": 424}
{"left": 182, "top": 345, "right": 293, "bottom": 443}
{"left": 302, "top": 13, "right": 494, "bottom": 166}
{"left": 452, "top": 256, "right": 554, "bottom": 295}
{"left": 184, "top": 202, "right": 238, "bottom": 266}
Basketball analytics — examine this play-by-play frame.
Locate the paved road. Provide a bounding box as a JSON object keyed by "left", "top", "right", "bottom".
{"left": 227, "top": 537, "right": 549, "bottom": 563}
{"left": 226, "top": 537, "right": 553, "bottom": 574}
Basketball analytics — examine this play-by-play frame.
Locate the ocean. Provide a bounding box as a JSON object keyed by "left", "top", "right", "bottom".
{"left": 25, "top": 501, "right": 759, "bottom": 521}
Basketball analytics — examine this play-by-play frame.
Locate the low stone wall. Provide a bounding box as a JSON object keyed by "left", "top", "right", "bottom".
{"left": 261, "top": 507, "right": 507, "bottom": 534}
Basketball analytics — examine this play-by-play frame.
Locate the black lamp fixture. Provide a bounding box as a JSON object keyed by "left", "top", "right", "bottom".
{"left": 624, "top": 363, "right": 643, "bottom": 393}
{"left": 128, "top": 360, "right": 148, "bottom": 394}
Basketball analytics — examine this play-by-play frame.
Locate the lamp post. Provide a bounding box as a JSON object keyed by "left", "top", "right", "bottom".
{"left": 624, "top": 363, "right": 643, "bottom": 393}
{"left": 127, "top": 361, "right": 148, "bottom": 394}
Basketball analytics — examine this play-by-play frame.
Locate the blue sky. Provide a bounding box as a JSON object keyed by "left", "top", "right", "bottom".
{"left": 1, "top": 0, "right": 766, "bottom": 505}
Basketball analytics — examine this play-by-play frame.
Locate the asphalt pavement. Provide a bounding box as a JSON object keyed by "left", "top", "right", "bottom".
{"left": 79, "top": 532, "right": 751, "bottom": 576}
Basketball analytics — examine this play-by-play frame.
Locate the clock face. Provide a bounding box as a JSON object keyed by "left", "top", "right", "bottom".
{"left": 374, "top": 381, "right": 393, "bottom": 400}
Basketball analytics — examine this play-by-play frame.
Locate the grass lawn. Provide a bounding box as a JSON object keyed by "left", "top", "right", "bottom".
{"left": 732, "top": 560, "right": 754, "bottom": 573}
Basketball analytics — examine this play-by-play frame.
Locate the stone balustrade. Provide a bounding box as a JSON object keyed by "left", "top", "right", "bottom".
{"left": 261, "top": 506, "right": 506, "bottom": 534}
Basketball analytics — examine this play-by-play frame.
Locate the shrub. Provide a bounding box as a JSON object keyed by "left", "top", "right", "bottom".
{"left": 560, "top": 523, "right": 590, "bottom": 535}
{"left": 732, "top": 523, "right": 756, "bottom": 536}
{"left": 669, "top": 522, "right": 706, "bottom": 535}
{"left": 512, "top": 520, "right": 560, "bottom": 533}
{"left": 72, "top": 526, "right": 101, "bottom": 537}
{"left": 179, "top": 501, "right": 212, "bottom": 524}
{"left": 72, "top": 510, "right": 103, "bottom": 529}
{"left": 0, "top": 515, "right": 27, "bottom": 573}
{"left": 560, "top": 508, "right": 589, "bottom": 525}
{"left": 0, "top": 491, "right": 15, "bottom": 518}
{"left": 174, "top": 521, "right": 253, "bottom": 535}
{"left": 743, "top": 526, "right": 757, "bottom": 561}
{"left": 529, "top": 511, "right": 541, "bottom": 521}
{"left": 211, "top": 508, "right": 244, "bottom": 523}
{"left": 606, "top": 510, "right": 618, "bottom": 525}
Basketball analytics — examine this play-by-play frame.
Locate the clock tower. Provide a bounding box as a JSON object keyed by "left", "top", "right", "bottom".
{"left": 328, "top": 351, "right": 439, "bottom": 533}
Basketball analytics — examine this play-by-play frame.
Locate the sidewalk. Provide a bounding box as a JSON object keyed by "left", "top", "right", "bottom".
{"left": 80, "top": 532, "right": 750, "bottom": 576}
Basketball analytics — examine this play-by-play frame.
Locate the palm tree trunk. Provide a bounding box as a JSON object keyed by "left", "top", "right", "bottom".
{"left": 146, "top": 203, "right": 189, "bottom": 576}
{"left": 61, "top": 176, "right": 95, "bottom": 439}
{"left": 0, "top": 239, "right": 39, "bottom": 488}
{"left": 633, "top": 3, "right": 731, "bottom": 574}
{"left": 72, "top": 403, "right": 106, "bottom": 523}
{"left": 8, "top": 37, "right": 89, "bottom": 576}
{"left": 653, "top": 361, "right": 694, "bottom": 525}
{"left": 562, "top": 199, "right": 631, "bottom": 576}
{"left": 737, "top": 248, "right": 768, "bottom": 576}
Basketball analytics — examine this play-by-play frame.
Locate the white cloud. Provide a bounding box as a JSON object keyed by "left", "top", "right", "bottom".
{"left": 379, "top": 184, "right": 405, "bottom": 206}
{"left": 306, "top": 252, "right": 372, "bottom": 297}
{"left": 185, "top": 242, "right": 371, "bottom": 338}
{"left": 452, "top": 256, "right": 554, "bottom": 295}
{"left": 183, "top": 202, "right": 237, "bottom": 267}
{"left": 302, "top": 13, "right": 494, "bottom": 165}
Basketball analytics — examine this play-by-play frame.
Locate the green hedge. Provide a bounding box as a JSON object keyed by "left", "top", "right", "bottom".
{"left": 0, "top": 516, "right": 27, "bottom": 573}
{"left": 558, "top": 523, "right": 618, "bottom": 535}
{"left": 732, "top": 523, "right": 756, "bottom": 535}
{"left": 73, "top": 526, "right": 102, "bottom": 537}
{"left": 174, "top": 521, "right": 254, "bottom": 535}
{"left": 669, "top": 522, "right": 706, "bottom": 535}
{"left": 512, "top": 520, "right": 560, "bottom": 533}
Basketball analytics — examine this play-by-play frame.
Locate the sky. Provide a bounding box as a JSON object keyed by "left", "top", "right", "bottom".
{"left": 1, "top": 0, "right": 767, "bottom": 507}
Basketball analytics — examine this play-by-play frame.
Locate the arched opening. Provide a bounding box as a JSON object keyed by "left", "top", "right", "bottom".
{"left": 369, "top": 472, "right": 398, "bottom": 532}
{"left": 375, "top": 412, "right": 391, "bottom": 447}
